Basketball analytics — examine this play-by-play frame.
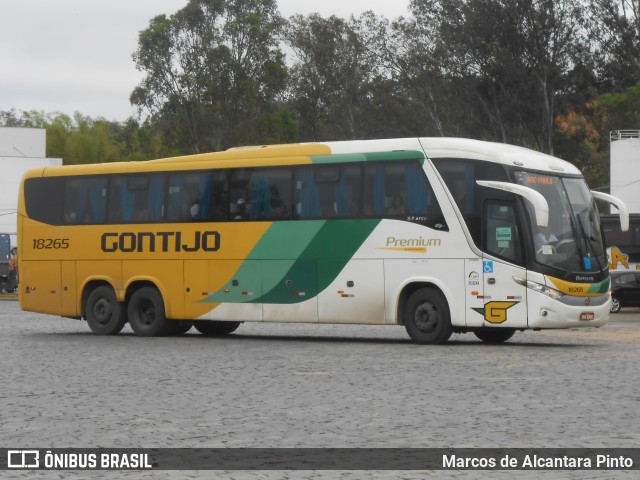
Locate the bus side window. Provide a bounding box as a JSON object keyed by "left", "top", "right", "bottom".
{"left": 363, "top": 166, "right": 388, "bottom": 216}
{"left": 229, "top": 170, "right": 251, "bottom": 220}
{"left": 147, "top": 176, "right": 165, "bottom": 222}
{"left": 362, "top": 162, "right": 438, "bottom": 220}
{"left": 334, "top": 166, "right": 361, "bottom": 217}
{"left": 315, "top": 166, "right": 340, "bottom": 217}
{"left": 108, "top": 175, "right": 164, "bottom": 223}
{"left": 250, "top": 168, "right": 291, "bottom": 220}
{"left": 208, "top": 171, "right": 228, "bottom": 221}
{"left": 433, "top": 158, "right": 510, "bottom": 245}
{"left": 294, "top": 166, "right": 360, "bottom": 219}
{"left": 24, "top": 177, "right": 65, "bottom": 225}
{"left": 229, "top": 168, "right": 292, "bottom": 221}
{"left": 168, "top": 171, "right": 226, "bottom": 222}
{"left": 64, "top": 177, "right": 107, "bottom": 224}
{"left": 295, "top": 167, "right": 321, "bottom": 218}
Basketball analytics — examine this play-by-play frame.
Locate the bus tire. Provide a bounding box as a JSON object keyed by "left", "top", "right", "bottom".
{"left": 193, "top": 320, "right": 241, "bottom": 336}
{"left": 610, "top": 297, "right": 621, "bottom": 313}
{"left": 404, "top": 287, "right": 452, "bottom": 344}
{"left": 474, "top": 328, "right": 515, "bottom": 344}
{"left": 127, "top": 287, "right": 169, "bottom": 337}
{"left": 86, "top": 286, "right": 127, "bottom": 335}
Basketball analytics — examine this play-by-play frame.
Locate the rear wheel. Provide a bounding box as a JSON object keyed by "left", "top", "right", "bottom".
{"left": 127, "top": 287, "right": 169, "bottom": 336}
{"left": 474, "top": 328, "right": 516, "bottom": 344}
{"left": 404, "top": 287, "right": 452, "bottom": 344}
{"left": 610, "top": 297, "right": 621, "bottom": 313}
{"left": 86, "top": 286, "right": 127, "bottom": 335}
{"left": 193, "top": 320, "right": 241, "bottom": 336}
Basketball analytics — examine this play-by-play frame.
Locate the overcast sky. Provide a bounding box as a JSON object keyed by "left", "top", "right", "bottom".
{"left": 0, "top": 0, "right": 410, "bottom": 122}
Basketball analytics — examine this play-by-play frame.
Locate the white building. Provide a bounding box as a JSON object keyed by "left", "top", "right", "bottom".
{"left": 610, "top": 130, "right": 640, "bottom": 214}
{"left": 0, "top": 128, "right": 62, "bottom": 245}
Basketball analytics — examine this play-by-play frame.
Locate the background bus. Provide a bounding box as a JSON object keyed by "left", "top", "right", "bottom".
{"left": 17, "top": 138, "right": 627, "bottom": 344}
{"left": 602, "top": 213, "right": 640, "bottom": 271}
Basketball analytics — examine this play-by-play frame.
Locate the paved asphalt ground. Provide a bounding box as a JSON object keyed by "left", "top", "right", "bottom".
{"left": 1, "top": 296, "right": 639, "bottom": 479}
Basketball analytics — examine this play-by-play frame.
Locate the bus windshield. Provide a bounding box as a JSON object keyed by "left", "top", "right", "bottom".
{"left": 514, "top": 171, "right": 605, "bottom": 273}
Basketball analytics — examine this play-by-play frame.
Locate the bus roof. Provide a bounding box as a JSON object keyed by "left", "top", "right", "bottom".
{"left": 26, "top": 137, "right": 581, "bottom": 177}
{"left": 324, "top": 137, "right": 581, "bottom": 175}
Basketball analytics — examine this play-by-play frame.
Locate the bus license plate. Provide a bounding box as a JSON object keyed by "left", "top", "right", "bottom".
{"left": 580, "top": 312, "right": 595, "bottom": 321}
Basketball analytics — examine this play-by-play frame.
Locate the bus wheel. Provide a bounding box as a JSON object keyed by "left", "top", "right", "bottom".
{"left": 474, "top": 328, "right": 515, "bottom": 344}
{"left": 404, "top": 288, "right": 452, "bottom": 344}
{"left": 193, "top": 320, "right": 241, "bottom": 336}
{"left": 610, "top": 297, "right": 621, "bottom": 313}
{"left": 86, "top": 286, "right": 127, "bottom": 335}
{"left": 127, "top": 287, "right": 169, "bottom": 337}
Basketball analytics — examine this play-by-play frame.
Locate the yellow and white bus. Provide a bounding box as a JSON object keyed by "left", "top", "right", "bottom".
{"left": 17, "top": 138, "right": 629, "bottom": 343}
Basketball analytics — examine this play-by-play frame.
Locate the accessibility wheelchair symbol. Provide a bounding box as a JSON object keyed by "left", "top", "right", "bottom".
{"left": 483, "top": 261, "right": 494, "bottom": 273}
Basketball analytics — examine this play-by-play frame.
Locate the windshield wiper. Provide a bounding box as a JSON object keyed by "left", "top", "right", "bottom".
{"left": 574, "top": 210, "right": 604, "bottom": 273}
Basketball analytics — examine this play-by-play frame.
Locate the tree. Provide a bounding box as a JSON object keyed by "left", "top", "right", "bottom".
{"left": 131, "top": 0, "right": 292, "bottom": 153}
{"left": 408, "top": 0, "right": 588, "bottom": 154}
{"left": 554, "top": 81, "right": 640, "bottom": 188}
{"left": 373, "top": 12, "right": 469, "bottom": 137}
{"left": 587, "top": 0, "right": 640, "bottom": 91}
{"left": 283, "top": 13, "right": 381, "bottom": 141}
{"left": 0, "top": 109, "right": 166, "bottom": 164}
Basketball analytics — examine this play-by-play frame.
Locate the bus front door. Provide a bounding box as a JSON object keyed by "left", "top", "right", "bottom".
{"left": 480, "top": 258, "right": 528, "bottom": 328}
{"left": 479, "top": 201, "right": 528, "bottom": 328}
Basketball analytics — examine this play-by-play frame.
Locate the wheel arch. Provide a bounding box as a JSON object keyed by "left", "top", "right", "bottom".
{"left": 125, "top": 279, "right": 163, "bottom": 305}
{"left": 395, "top": 280, "right": 458, "bottom": 326}
{"left": 81, "top": 279, "right": 116, "bottom": 318}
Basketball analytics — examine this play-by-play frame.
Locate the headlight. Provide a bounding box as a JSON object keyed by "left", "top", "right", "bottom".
{"left": 513, "top": 277, "right": 565, "bottom": 299}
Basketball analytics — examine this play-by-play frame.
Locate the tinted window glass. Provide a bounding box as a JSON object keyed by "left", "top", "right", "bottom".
{"left": 485, "top": 201, "right": 523, "bottom": 265}
{"left": 229, "top": 168, "right": 292, "bottom": 221}
{"left": 433, "top": 158, "right": 511, "bottom": 245}
{"left": 362, "top": 162, "right": 443, "bottom": 222}
{"left": 167, "top": 171, "right": 227, "bottom": 222}
{"left": 63, "top": 177, "right": 108, "bottom": 224}
{"left": 295, "top": 165, "right": 361, "bottom": 218}
{"left": 24, "top": 177, "right": 65, "bottom": 225}
{"left": 108, "top": 174, "right": 165, "bottom": 223}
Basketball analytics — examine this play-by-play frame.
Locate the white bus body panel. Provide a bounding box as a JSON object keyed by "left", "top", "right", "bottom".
{"left": 318, "top": 259, "right": 385, "bottom": 324}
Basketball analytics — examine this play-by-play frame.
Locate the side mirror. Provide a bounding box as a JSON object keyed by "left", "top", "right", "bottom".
{"left": 591, "top": 191, "right": 629, "bottom": 232}
{"left": 476, "top": 181, "right": 549, "bottom": 227}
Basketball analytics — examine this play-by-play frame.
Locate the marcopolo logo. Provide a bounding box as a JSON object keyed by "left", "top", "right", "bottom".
{"left": 101, "top": 231, "right": 220, "bottom": 253}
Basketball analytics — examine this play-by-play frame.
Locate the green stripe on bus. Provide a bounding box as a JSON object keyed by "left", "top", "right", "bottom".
{"left": 588, "top": 278, "right": 610, "bottom": 295}
{"left": 202, "top": 221, "right": 324, "bottom": 304}
{"left": 201, "top": 219, "right": 380, "bottom": 305}
{"left": 260, "top": 219, "right": 380, "bottom": 304}
{"left": 310, "top": 151, "right": 425, "bottom": 164}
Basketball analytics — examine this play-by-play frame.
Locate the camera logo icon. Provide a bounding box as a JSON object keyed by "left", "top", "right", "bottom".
{"left": 7, "top": 450, "right": 40, "bottom": 468}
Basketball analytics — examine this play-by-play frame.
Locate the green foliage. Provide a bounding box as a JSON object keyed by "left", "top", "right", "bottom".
{"left": 131, "top": 0, "right": 287, "bottom": 153}
{"left": 0, "top": 110, "right": 169, "bottom": 165}
{"left": 554, "top": 81, "right": 640, "bottom": 189}
{"left": 595, "top": 82, "right": 640, "bottom": 131}
{"left": 283, "top": 13, "right": 380, "bottom": 141}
